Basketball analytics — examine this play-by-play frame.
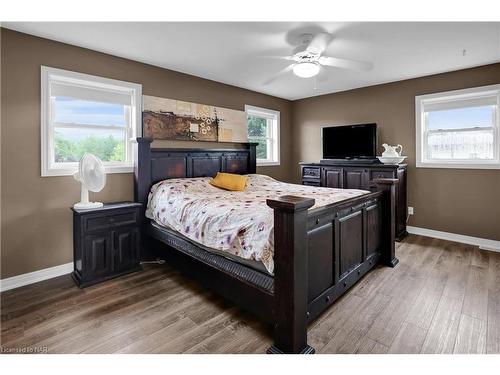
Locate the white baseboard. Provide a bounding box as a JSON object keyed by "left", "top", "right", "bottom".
{"left": 0, "top": 262, "right": 73, "bottom": 293}
{"left": 407, "top": 225, "right": 500, "bottom": 252}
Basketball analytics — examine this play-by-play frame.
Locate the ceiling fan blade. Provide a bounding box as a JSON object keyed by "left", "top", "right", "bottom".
{"left": 316, "top": 66, "right": 329, "bottom": 83}
{"left": 263, "top": 64, "right": 294, "bottom": 85}
{"left": 319, "top": 56, "right": 373, "bottom": 71}
{"left": 260, "top": 55, "right": 294, "bottom": 60}
{"left": 306, "top": 33, "right": 332, "bottom": 54}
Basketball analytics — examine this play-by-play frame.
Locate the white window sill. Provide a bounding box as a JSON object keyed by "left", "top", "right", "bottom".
{"left": 257, "top": 161, "right": 280, "bottom": 167}
{"left": 416, "top": 161, "right": 500, "bottom": 170}
{"left": 42, "top": 164, "right": 134, "bottom": 177}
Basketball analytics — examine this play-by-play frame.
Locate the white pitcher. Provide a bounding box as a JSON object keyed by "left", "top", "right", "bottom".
{"left": 382, "top": 144, "right": 403, "bottom": 157}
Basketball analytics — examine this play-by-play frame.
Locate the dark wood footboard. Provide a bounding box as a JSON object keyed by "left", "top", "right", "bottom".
{"left": 266, "top": 179, "right": 398, "bottom": 353}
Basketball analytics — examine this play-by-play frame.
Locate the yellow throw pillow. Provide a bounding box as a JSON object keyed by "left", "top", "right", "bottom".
{"left": 210, "top": 172, "right": 248, "bottom": 192}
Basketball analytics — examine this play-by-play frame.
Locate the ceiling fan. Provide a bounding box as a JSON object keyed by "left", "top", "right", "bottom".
{"left": 265, "top": 32, "right": 373, "bottom": 83}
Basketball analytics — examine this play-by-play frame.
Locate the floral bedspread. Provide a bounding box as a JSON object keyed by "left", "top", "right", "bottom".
{"left": 146, "top": 174, "right": 368, "bottom": 274}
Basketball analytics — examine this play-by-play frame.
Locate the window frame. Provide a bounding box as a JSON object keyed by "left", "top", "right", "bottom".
{"left": 415, "top": 84, "right": 500, "bottom": 169}
{"left": 41, "top": 66, "right": 142, "bottom": 177}
{"left": 245, "top": 105, "right": 280, "bottom": 166}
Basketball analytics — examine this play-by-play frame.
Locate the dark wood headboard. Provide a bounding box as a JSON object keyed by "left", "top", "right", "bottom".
{"left": 134, "top": 137, "right": 257, "bottom": 210}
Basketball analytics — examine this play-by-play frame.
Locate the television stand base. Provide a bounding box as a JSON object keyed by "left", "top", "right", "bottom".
{"left": 320, "top": 159, "right": 380, "bottom": 165}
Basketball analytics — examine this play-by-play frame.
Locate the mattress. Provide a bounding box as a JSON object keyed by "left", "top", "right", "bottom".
{"left": 146, "top": 174, "right": 369, "bottom": 275}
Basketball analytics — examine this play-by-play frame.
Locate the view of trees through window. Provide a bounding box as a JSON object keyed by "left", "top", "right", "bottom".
{"left": 247, "top": 115, "right": 268, "bottom": 160}
{"left": 55, "top": 132, "right": 125, "bottom": 162}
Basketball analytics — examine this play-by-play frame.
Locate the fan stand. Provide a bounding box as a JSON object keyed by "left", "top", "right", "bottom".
{"left": 73, "top": 186, "right": 103, "bottom": 210}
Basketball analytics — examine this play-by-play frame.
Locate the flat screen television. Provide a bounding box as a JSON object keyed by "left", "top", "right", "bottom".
{"left": 322, "top": 123, "right": 377, "bottom": 159}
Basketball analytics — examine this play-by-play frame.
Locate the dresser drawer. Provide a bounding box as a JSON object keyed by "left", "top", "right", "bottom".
{"left": 303, "top": 179, "right": 321, "bottom": 187}
{"left": 302, "top": 167, "right": 320, "bottom": 179}
{"left": 370, "top": 170, "right": 395, "bottom": 180}
{"left": 83, "top": 210, "right": 139, "bottom": 233}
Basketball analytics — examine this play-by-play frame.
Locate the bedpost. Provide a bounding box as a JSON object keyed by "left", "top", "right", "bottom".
{"left": 371, "top": 178, "right": 399, "bottom": 268}
{"left": 246, "top": 142, "right": 258, "bottom": 174}
{"left": 134, "top": 137, "right": 154, "bottom": 260}
{"left": 266, "top": 195, "right": 315, "bottom": 354}
{"left": 134, "top": 137, "right": 153, "bottom": 209}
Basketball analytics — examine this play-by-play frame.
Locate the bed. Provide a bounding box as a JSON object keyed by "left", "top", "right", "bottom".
{"left": 134, "top": 138, "right": 399, "bottom": 354}
{"left": 146, "top": 174, "right": 371, "bottom": 275}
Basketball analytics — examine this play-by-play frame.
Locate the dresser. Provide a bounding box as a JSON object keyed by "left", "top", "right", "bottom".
{"left": 300, "top": 162, "right": 408, "bottom": 241}
{"left": 71, "top": 202, "right": 142, "bottom": 288}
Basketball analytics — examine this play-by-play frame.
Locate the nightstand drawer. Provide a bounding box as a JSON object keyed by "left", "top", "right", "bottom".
{"left": 83, "top": 210, "right": 139, "bottom": 233}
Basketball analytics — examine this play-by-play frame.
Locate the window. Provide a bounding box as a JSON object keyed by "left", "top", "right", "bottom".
{"left": 416, "top": 84, "right": 500, "bottom": 169}
{"left": 245, "top": 105, "right": 280, "bottom": 166}
{"left": 41, "top": 66, "right": 142, "bottom": 176}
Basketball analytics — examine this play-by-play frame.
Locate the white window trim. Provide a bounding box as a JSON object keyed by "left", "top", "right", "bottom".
{"left": 41, "top": 66, "right": 142, "bottom": 177}
{"left": 245, "top": 105, "right": 280, "bottom": 166}
{"left": 415, "top": 84, "right": 500, "bottom": 170}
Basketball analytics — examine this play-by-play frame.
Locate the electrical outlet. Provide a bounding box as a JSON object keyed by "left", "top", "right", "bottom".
{"left": 408, "top": 206, "right": 414, "bottom": 215}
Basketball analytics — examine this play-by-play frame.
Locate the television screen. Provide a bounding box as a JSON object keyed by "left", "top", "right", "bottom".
{"left": 322, "top": 123, "right": 377, "bottom": 159}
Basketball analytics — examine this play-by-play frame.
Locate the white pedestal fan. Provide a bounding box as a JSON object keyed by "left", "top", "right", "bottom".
{"left": 73, "top": 153, "right": 106, "bottom": 209}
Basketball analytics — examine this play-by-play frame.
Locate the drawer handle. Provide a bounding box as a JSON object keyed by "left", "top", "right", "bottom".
{"left": 316, "top": 219, "right": 320, "bottom": 224}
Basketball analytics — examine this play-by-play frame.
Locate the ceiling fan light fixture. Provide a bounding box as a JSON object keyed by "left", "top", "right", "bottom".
{"left": 293, "top": 62, "right": 320, "bottom": 78}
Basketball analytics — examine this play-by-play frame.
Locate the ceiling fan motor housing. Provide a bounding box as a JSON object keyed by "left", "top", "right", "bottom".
{"left": 294, "top": 50, "right": 320, "bottom": 63}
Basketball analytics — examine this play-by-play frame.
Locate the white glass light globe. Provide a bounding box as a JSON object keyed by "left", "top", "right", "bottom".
{"left": 293, "top": 62, "right": 320, "bottom": 78}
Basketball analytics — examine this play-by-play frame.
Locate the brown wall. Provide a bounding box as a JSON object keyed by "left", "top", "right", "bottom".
{"left": 0, "top": 29, "right": 293, "bottom": 278}
{"left": 2, "top": 27, "right": 499, "bottom": 280}
{"left": 292, "top": 63, "right": 500, "bottom": 241}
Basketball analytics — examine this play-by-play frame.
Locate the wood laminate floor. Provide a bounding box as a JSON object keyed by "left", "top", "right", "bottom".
{"left": 1, "top": 234, "right": 499, "bottom": 354}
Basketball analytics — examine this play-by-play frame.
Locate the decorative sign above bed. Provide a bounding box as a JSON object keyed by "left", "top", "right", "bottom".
{"left": 142, "top": 95, "right": 248, "bottom": 143}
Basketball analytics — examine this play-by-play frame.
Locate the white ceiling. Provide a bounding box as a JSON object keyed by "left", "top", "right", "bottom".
{"left": 4, "top": 22, "right": 500, "bottom": 100}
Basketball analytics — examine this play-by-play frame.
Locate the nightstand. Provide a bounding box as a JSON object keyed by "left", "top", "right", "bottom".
{"left": 71, "top": 202, "right": 142, "bottom": 288}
